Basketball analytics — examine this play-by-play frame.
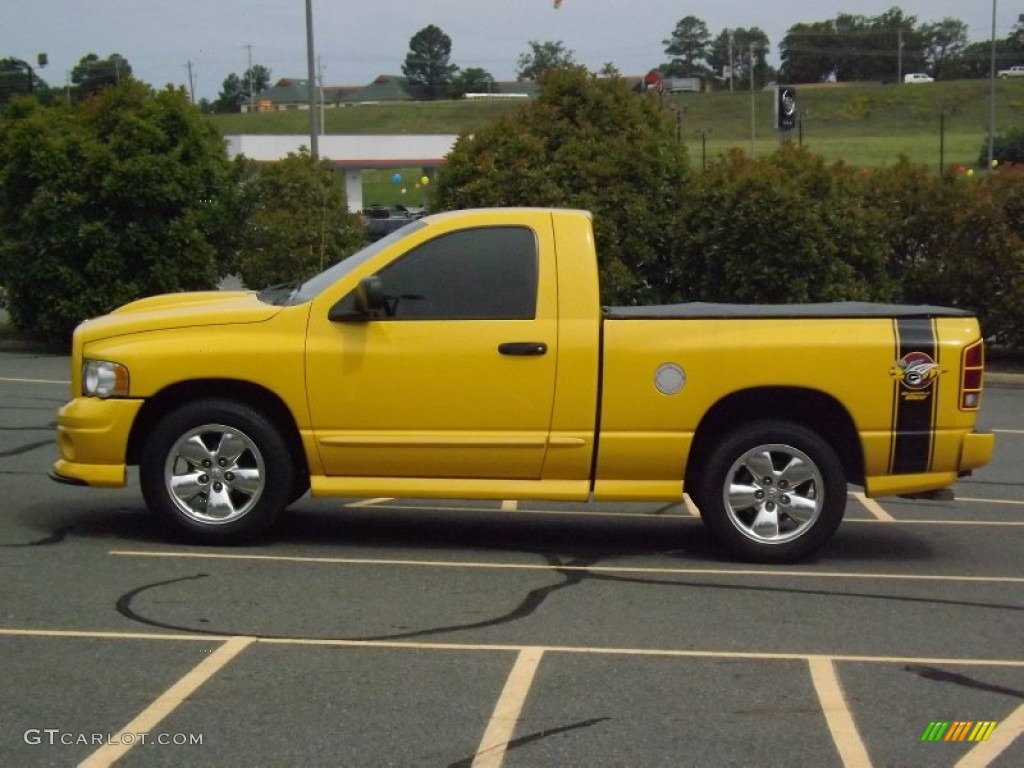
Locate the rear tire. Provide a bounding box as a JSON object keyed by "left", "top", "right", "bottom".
{"left": 140, "top": 399, "right": 295, "bottom": 543}
{"left": 696, "top": 420, "right": 846, "bottom": 563}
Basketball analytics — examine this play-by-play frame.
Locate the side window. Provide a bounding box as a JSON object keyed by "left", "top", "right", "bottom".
{"left": 376, "top": 226, "right": 538, "bottom": 320}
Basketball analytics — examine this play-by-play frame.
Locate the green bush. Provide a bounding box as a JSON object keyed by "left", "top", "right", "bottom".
{"left": 677, "top": 145, "right": 892, "bottom": 303}
{"left": 234, "top": 149, "right": 365, "bottom": 289}
{"left": 0, "top": 83, "right": 242, "bottom": 344}
{"left": 434, "top": 66, "right": 691, "bottom": 304}
{"left": 979, "top": 128, "right": 1024, "bottom": 167}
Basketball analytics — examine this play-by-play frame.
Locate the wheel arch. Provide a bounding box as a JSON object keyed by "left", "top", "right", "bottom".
{"left": 126, "top": 379, "right": 308, "bottom": 479}
{"left": 685, "top": 387, "right": 864, "bottom": 491}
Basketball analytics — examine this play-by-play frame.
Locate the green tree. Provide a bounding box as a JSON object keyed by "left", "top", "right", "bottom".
{"left": 708, "top": 28, "right": 770, "bottom": 88}
{"left": 402, "top": 25, "right": 458, "bottom": 100}
{"left": 780, "top": 11, "right": 927, "bottom": 82}
{"left": 71, "top": 52, "right": 132, "bottom": 96}
{"left": 214, "top": 65, "right": 271, "bottom": 113}
{"left": 923, "top": 18, "right": 968, "bottom": 79}
{"left": 0, "top": 82, "right": 242, "bottom": 343}
{"left": 708, "top": 28, "right": 771, "bottom": 89}
{"left": 235, "top": 149, "right": 364, "bottom": 288}
{"left": 663, "top": 16, "right": 712, "bottom": 76}
{"left": 0, "top": 58, "right": 48, "bottom": 105}
{"left": 515, "top": 40, "right": 576, "bottom": 81}
{"left": 450, "top": 67, "right": 494, "bottom": 98}
{"left": 434, "top": 67, "right": 690, "bottom": 303}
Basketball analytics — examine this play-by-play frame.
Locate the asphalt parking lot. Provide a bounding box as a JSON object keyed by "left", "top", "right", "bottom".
{"left": 1, "top": 349, "right": 1021, "bottom": 767}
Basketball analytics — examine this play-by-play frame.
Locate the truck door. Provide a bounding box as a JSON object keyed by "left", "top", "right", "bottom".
{"left": 305, "top": 223, "right": 558, "bottom": 479}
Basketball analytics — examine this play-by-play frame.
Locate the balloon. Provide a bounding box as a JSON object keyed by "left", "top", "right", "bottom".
{"left": 420, "top": 176, "right": 430, "bottom": 186}
{"left": 966, "top": 168, "right": 974, "bottom": 177}
{"left": 392, "top": 173, "right": 402, "bottom": 184}
{"left": 991, "top": 159, "right": 999, "bottom": 169}
{"left": 414, "top": 183, "right": 421, "bottom": 190}
{"left": 400, "top": 188, "right": 407, "bottom": 194}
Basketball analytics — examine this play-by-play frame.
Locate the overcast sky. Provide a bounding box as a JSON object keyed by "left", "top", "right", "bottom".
{"left": 5, "top": 2, "right": 1018, "bottom": 101}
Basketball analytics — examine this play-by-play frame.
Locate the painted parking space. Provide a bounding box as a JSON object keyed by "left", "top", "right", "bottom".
{"left": 2, "top": 352, "right": 1022, "bottom": 766}
{"left": 1, "top": 629, "right": 1021, "bottom": 767}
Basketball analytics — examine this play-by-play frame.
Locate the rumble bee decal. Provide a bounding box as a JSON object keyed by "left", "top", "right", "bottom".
{"left": 889, "top": 318, "right": 940, "bottom": 475}
{"left": 891, "top": 351, "right": 943, "bottom": 392}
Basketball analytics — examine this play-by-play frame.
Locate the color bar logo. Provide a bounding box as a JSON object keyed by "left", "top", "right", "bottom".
{"left": 921, "top": 721, "right": 998, "bottom": 742}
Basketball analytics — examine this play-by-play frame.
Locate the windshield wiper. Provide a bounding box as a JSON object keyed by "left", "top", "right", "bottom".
{"left": 257, "top": 279, "right": 304, "bottom": 307}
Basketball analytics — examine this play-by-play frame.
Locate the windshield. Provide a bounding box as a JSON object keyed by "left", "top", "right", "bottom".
{"left": 256, "top": 220, "right": 427, "bottom": 307}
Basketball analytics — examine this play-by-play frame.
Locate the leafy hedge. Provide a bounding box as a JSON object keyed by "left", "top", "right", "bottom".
{"left": 434, "top": 73, "right": 1024, "bottom": 347}
{"left": 0, "top": 82, "right": 242, "bottom": 343}
{"left": 1, "top": 73, "right": 1022, "bottom": 350}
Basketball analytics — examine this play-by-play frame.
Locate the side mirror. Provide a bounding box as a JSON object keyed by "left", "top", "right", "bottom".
{"left": 328, "top": 276, "right": 385, "bottom": 322}
{"left": 355, "top": 276, "right": 385, "bottom": 314}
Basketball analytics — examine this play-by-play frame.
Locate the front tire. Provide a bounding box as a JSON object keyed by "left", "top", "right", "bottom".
{"left": 696, "top": 421, "right": 846, "bottom": 563}
{"left": 140, "top": 399, "right": 295, "bottom": 543}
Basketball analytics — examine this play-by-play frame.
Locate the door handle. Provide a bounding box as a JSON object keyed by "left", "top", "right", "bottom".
{"left": 498, "top": 342, "right": 548, "bottom": 356}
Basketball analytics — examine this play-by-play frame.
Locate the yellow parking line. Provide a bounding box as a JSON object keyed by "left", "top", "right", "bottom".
{"left": 0, "top": 628, "right": 211, "bottom": 641}
{"left": 78, "top": 636, "right": 254, "bottom": 768}
{"left": 500, "top": 500, "right": 518, "bottom": 511}
{"left": 852, "top": 492, "right": 895, "bottom": 522}
{"left": 0, "top": 376, "right": 69, "bottom": 385}
{"left": 809, "top": 656, "right": 872, "bottom": 767}
{"left": 955, "top": 497, "right": 1024, "bottom": 506}
{"left": 345, "top": 497, "right": 394, "bottom": 508}
{"left": 682, "top": 494, "right": 702, "bottom": 517}
{"left": 955, "top": 701, "right": 1024, "bottom": 768}
{"left": 109, "top": 549, "right": 1024, "bottom": 583}
{"left": 472, "top": 647, "right": 544, "bottom": 768}
{"left": 3, "top": 627, "right": 1023, "bottom": 668}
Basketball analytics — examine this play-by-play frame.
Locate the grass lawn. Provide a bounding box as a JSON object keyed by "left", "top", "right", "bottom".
{"left": 207, "top": 78, "right": 1024, "bottom": 205}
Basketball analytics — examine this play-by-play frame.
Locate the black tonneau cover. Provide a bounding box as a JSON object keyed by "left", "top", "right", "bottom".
{"left": 603, "top": 301, "right": 972, "bottom": 320}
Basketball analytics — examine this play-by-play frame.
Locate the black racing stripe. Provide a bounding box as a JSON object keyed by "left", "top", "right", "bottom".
{"left": 891, "top": 317, "right": 937, "bottom": 474}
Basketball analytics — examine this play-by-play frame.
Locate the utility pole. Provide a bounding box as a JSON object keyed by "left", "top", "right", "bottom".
{"left": 317, "top": 54, "right": 325, "bottom": 135}
{"left": 897, "top": 27, "right": 903, "bottom": 83}
{"left": 728, "top": 30, "right": 734, "bottom": 93}
{"left": 987, "top": 0, "right": 997, "bottom": 171}
{"left": 244, "top": 44, "right": 254, "bottom": 112}
{"left": 750, "top": 43, "right": 756, "bottom": 158}
{"left": 185, "top": 60, "right": 195, "bottom": 103}
{"left": 305, "top": 0, "right": 319, "bottom": 159}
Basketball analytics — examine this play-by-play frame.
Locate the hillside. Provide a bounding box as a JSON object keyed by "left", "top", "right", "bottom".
{"left": 208, "top": 79, "right": 1024, "bottom": 170}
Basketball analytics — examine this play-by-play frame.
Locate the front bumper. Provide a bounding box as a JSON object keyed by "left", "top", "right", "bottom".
{"left": 51, "top": 397, "right": 144, "bottom": 488}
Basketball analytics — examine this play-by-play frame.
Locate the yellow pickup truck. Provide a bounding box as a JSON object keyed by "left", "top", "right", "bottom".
{"left": 52, "top": 208, "right": 994, "bottom": 562}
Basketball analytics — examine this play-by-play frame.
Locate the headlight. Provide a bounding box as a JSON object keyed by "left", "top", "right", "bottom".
{"left": 82, "top": 360, "right": 130, "bottom": 398}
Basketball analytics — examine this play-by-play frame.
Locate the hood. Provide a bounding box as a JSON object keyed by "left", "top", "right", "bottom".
{"left": 76, "top": 291, "right": 283, "bottom": 344}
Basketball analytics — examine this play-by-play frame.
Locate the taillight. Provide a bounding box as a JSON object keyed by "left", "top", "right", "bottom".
{"left": 960, "top": 339, "right": 984, "bottom": 409}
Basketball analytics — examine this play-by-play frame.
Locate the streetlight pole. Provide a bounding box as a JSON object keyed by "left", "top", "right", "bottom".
{"left": 244, "top": 44, "right": 254, "bottom": 112}
{"left": 987, "top": 0, "right": 997, "bottom": 170}
{"left": 305, "top": 0, "right": 319, "bottom": 159}
{"left": 749, "top": 43, "right": 756, "bottom": 158}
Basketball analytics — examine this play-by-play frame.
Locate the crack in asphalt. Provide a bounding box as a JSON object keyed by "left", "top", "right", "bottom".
{"left": 114, "top": 555, "right": 602, "bottom": 641}
{"left": 0, "top": 525, "right": 71, "bottom": 547}
{"left": 448, "top": 717, "right": 612, "bottom": 767}
{"left": 0, "top": 439, "right": 55, "bottom": 458}
{"left": 113, "top": 552, "right": 1021, "bottom": 644}
{"left": 904, "top": 664, "right": 1024, "bottom": 699}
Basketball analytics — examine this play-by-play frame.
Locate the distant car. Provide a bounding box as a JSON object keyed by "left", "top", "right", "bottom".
{"left": 904, "top": 73, "right": 934, "bottom": 84}
{"left": 997, "top": 65, "right": 1024, "bottom": 78}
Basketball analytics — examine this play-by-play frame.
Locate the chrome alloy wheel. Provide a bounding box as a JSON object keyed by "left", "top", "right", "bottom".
{"left": 163, "top": 423, "right": 266, "bottom": 525}
{"left": 723, "top": 443, "right": 824, "bottom": 544}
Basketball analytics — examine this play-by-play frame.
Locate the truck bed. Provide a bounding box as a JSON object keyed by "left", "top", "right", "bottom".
{"left": 604, "top": 301, "right": 973, "bottom": 320}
